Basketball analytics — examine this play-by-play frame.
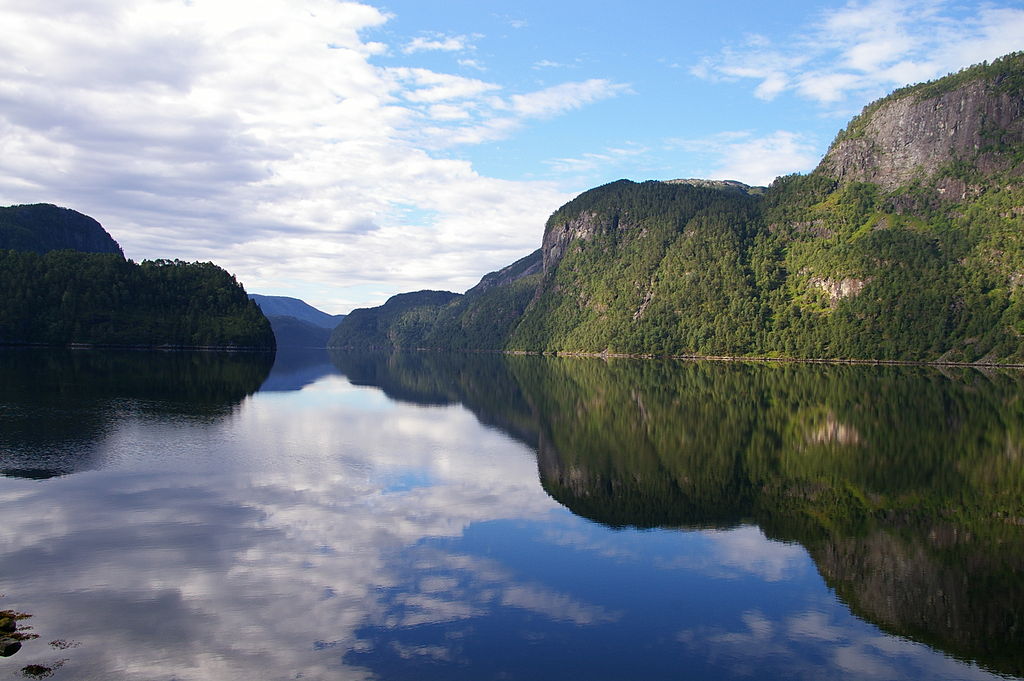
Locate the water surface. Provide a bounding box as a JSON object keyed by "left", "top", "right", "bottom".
{"left": 1, "top": 349, "right": 1021, "bottom": 680}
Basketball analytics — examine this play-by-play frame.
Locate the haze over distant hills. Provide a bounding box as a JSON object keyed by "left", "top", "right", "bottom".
{"left": 249, "top": 294, "right": 346, "bottom": 349}
{"left": 331, "top": 52, "right": 1024, "bottom": 365}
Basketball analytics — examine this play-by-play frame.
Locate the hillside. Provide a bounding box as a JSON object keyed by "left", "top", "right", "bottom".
{"left": 249, "top": 294, "right": 346, "bottom": 329}
{"left": 262, "top": 314, "right": 333, "bottom": 348}
{"left": 250, "top": 294, "right": 346, "bottom": 348}
{"left": 329, "top": 290, "right": 462, "bottom": 349}
{"left": 328, "top": 52, "right": 1024, "bottom": 364}
{"left": 0, "top": 205, "right": 275, "bottom": 349}
{"left": 0, "top": 204, "right": 123, "bottom": 255}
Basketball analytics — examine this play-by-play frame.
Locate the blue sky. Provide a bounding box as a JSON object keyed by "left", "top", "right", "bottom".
{"left": 0, "top": 0, "right": 1021, "bottom": 313}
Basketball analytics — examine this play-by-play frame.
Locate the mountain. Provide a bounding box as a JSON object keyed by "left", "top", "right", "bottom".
{"left": 0, "top": 203, "right": 123, "bottom": 256}
{"left": 249, "top": 294, "right": 346, "bottom": 348}
{"left": 0, "top": 205, "right": 274, "bottom": 349}
{"left": 329, "top": 290, "right": 462, "bottom": 349}
{"left": 248, "top": 294, "right": 345, "bottom": 329}
{"left": 328, "top": 52, "right": 1024, "bottom": 364}
{"left": 262, "top": 314, "right": 333, "bottom": 349}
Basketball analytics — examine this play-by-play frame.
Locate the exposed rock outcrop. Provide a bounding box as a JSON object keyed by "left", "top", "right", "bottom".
{"left": 818, "top": 54, "right": 1024, "bottom": 191}
{"left": 542, "top": 210, "right": 620, "bottom": 272}
{"left": 465, "top": 249, "right": 542, "bottom": 295}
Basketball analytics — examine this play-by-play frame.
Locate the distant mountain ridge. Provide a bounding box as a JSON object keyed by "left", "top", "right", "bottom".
{"left": 329, "top": 52, "right": 1024, "bottom": 364}
{"left": 248, "top": 294, "right": 345, "bottom": 329}
{"left": 249, "top": 294, "right": 346, "bottom": 348}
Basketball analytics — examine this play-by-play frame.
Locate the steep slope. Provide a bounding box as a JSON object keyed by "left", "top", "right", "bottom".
{"left": 0, "top": 204, "right": 123, "bottom": 256}
{"left": 328, "top": 252, "right": 544, "bottom": 351}
{"left": 818, "top": 54, "right": 1024, "bottom": 192}
{"left": 511, "top": 180, "right": 763, "bottom": 354}
{"left": 327, "top": 52, "right": 1024, "bottom": 364}
{"left": 263, "top": 315, "right": 333, "bottom": 348}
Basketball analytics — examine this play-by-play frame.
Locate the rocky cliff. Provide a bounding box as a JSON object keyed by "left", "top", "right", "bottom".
{"left": 329, "top": 52, "right": 1024, "bottom": 363}
{"left": 818, "top": 53, "right": 1024, "bottom": 193}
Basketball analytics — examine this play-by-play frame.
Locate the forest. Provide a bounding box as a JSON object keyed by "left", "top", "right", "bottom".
{"left": 0, "top": 249, "right": 275, "bottom": 349}
{"left": 330, "top": 53, "right": 1024, "bottom": 364}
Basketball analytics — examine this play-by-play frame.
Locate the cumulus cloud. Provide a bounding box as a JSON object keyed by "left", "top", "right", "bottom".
{"left": 509, "top": 79, "right": 631, "bottom": 118}
{"left": 403, "top": 33, "right": 473, "bottom": 54}
{"left": 0, "top": 1, "right": 628, "bottom": 313}
{"left": 668, "top": 131, "right": 820, "bottom": 186}
{"left": 693, "top": 0, "right": 1024, "bottom": 106}
{"left": 544, "top": 144, "right": 649, "bottom": 176}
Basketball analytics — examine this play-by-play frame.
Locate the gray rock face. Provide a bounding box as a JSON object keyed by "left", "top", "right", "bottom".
{"left": 663, "top": 178, "right": 763, "bottom": 194}
{"left": 465, "top": 249, "right": 542, "bottom": 296}
{"left": 542, "top": 211, "right": 620, "bottom": 273}
{"left": 818, "top": 79, "right": 1024, "bottom": 190}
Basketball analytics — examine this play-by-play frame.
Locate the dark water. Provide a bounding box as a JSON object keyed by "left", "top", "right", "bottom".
{"left": 1, "top": 348, "right": 1022, "bottom": 681}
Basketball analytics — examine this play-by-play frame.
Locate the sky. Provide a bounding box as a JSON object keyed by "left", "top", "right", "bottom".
{"left": 0, "top": 0, "right": 1022, "bottom": 313}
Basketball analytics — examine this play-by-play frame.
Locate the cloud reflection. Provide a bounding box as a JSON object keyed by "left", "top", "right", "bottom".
{"left": 0, "top": 378, "right": 563, "bottom": 679}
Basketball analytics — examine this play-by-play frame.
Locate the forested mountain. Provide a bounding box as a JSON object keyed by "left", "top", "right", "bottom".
{"left": 0, "top": 204, "right": 123, "bottom": 255}
{"left": 0, "top": 205, "right": 275, "bottom": 349}
{"left": 330, "top": 290, "right": 463, "bottom": 349}
{"left": 329, "top": 52, "right": 1024, "bottom": 364}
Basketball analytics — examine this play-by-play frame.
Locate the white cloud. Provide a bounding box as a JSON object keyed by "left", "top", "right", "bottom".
{"left": 403, "top": 33, "right": 471, "bottom": 54}
{"left": 544, "top": 144, "right": 649, "bottom": 176}
{"left": 390, "top": 67, "right": 501, "bottom": 103}
{"left": 669, "top": 131, "right": 820, "bottom": 186}
{"left": 509, "top": 79, "right": 630, "bottom": 118}
{"left": 0, "top": 1, "right": 632, "bottom": 313}
{"left": 693, "top": 0, "right": 1024, "bottom": 106}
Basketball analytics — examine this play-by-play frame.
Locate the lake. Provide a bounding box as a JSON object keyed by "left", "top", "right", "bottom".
{"left": 1, "top": 348, "right": 1022, "bottom": 680}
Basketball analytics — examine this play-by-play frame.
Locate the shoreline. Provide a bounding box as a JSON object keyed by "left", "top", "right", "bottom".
{"left": 0, "top": 342, "right": 275, "bottom": 353}
{"left": 328, "top": 345, "right": 1024, "bottom": 369}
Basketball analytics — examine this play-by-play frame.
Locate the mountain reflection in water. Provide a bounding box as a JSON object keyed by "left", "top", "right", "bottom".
{"left": 0, "top": 349, "right": 272, "bottom": 478}
{"left": 0, "top": 349, "right": 1019, "bottom": 680}
{"left": 329, "top": 351, "right": 1024, "bottom": 677}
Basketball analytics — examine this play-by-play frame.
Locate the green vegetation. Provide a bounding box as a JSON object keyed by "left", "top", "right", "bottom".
{"left": 329, "top": 53, "right": 1024, "bottom": 363}
{"left": 0, "top": 204, "right": 122, "bottom": 255}
{"left": 0, "top": 250, "right": 275, "bottom": 348}
{"left": 331, "top": 175, "right": 1024, "bottom": 362}
{"left": 832, "top": 51, "right": 1024, "bottom": 145}
{"left": 329, "top": 290, "right": 462, "bottom": 349}
{"left": 330, "top": 253, "right": 544, "bottom": 351}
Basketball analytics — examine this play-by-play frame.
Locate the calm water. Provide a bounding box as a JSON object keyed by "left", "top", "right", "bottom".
{"left": 1, "top": 349, "right": 1022, "bottom": 681}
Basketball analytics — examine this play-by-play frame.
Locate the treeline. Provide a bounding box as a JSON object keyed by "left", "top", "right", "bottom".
{"left": 0, "top": 249, "right": 275, "bottom": 349}
{"left": 330, "top": 176, "right": 1024, "bottom": 363}
{"left": 329, "top": 55, "right": 1024, "bottom": 363}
